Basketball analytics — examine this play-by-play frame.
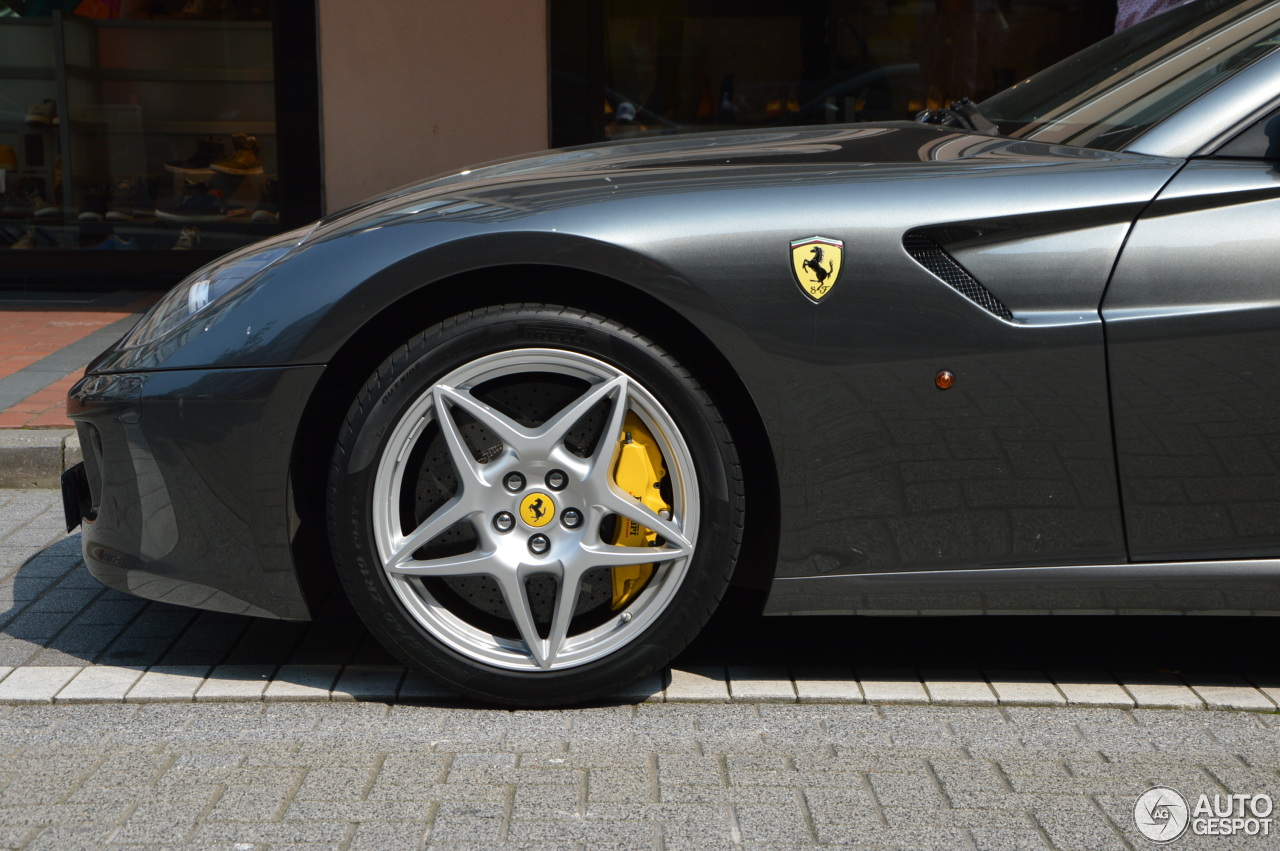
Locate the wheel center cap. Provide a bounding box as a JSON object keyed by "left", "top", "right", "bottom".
{"left": 519, "top": 492, "right": 556, "bottom": 528}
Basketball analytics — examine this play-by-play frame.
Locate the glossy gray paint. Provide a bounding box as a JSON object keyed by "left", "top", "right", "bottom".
{"left": 69, "top": 125, "right": 1187, "bottom": 619}
{"left": 69, "top": 366, "right": 321, "bottom": 619}
{"left": 1103, "top": 157, "right": 1280, "bottom": 561}
{"left": 767, "top": 560, "right": 1280, "bottom": 616}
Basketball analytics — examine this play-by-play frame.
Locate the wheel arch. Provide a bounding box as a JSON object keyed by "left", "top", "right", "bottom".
{"left": 287, "top": 264, "right": 780, "bottom": 615}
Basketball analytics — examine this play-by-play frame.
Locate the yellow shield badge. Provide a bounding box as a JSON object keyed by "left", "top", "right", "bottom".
{"left": 790, "top": 236, "right": 843, "bottom": 303}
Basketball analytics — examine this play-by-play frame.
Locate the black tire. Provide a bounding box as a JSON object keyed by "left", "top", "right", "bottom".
{"left": 327, "top": 304, "right": 743, "bottom": 706}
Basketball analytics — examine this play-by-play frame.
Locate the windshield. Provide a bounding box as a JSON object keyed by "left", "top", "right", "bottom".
{"left": 980, "top": 0, "right": 1280, "bottom": 151}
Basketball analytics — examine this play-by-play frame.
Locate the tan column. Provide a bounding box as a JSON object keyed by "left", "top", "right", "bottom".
{"left": 317, "top": 0, "right": 549, "bottom": 213}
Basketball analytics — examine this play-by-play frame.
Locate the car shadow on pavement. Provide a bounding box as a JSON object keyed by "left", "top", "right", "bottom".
{"left": 685, "top": 593, "right": 1280, "bottom": 689}
{"left": 3, "top": 533, "right": 1280, "bottom": 699}
{"left": 0, "top": 532, "right": 397, "bottom": 673}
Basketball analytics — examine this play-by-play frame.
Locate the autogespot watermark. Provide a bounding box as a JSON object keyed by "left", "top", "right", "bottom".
{"left": 1135, "top": 786, "right": 1274, "bottom": 843}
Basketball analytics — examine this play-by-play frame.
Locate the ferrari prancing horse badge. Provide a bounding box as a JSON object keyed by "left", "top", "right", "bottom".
{"left": 790, "top": 236, "right": 843, "bottom": 303}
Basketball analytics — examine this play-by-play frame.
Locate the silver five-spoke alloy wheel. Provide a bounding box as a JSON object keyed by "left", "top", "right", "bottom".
{"left": 371, "top": 348, "right": 700, "bottom": 671}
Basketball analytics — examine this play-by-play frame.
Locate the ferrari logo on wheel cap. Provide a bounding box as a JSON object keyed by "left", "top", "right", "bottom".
{"left": 520, "top": 492, "right": 555, "bottom": 528}
{"left": 790, "top": 236, "right": 843, "bottom": 303}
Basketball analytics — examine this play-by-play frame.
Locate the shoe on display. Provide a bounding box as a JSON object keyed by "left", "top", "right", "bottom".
{"left": 210, "top": 133, "right": 263, "bottom": 175}
{"left": 165, "top": 136, "right": 225, "bottom": 174}
{"left": 91, "top": 234, "right": 139, "bottom": 250}
{"left": 11, "top": 228, "right": 36, "bottom": 249}
{"left": 51, "top": 156, "right": 63, "bottom": 205}
{"left": 25, "top": 99, "right": 57, "bottom": 127}
{"left": 130, "top": 174, "right": 159, "bottom": 218}
{"left": 30, "top": 194, "right": 60, "bottom": 218}
{"left": 251, "top": 178, "right": 278, "bottom": 223}
{"left": 173, "top": 0, "right": 231, "bottom": 19}
{"left": 106, "top": 178, "right": 140, "bottom": 221}
{"left": 78, "top": 186, "right": 109, "bottom": 221}
{"left": 156, "top": 181, "right": 226, "bottom": 222}
{"left": 229, "top": 0, "right": 269, "bottom": 19}
{"left": 0, "top": 182, "right": 34, "bottom": 217}
{"left": 0, "top": 146, "right": 16, "bottom": 172}
{"left": 172, "top": 226, "right": 201, "bottom": 250}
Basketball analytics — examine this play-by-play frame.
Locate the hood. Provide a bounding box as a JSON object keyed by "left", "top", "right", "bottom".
{"left": 315, "top": 123, "right": 1149, "bottom": 236}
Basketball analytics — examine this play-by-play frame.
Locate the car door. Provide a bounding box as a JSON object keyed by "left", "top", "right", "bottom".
{"left": 1104, "top": 107, "right": 1280, "bottom": 562}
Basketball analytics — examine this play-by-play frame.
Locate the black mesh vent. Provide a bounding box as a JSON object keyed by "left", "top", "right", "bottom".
{"left": 903, "top": 231, "right": 1013, "bottom": 321}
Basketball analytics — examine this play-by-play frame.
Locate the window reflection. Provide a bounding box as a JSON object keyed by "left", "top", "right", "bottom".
{"left": 552, "top": 1, "right": 1112, "bottom": 146}
{"left": 0, "top": 1, "right": 280, "bottom": 252}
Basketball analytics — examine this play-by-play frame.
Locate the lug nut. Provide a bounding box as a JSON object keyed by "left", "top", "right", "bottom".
{"left": 546, "top": 469, "right": 568, "bottom": 490}
{"left": 503, "top": 472, "right": 525, "bottom": 492}
{"left": 528, "top": 534, "right": 550, "bottom": 555}
{"left": 561, "top": 508, "right": 583, "bottom": 529}
{"left": 493, "top": 512, "right": 515, "bottom": 533}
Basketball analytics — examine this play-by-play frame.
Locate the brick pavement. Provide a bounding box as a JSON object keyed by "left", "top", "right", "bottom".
{"left": 0, "top": 701, "right": 1277, "bottom": 848}
{"left": 0, "top": 291, "right": 156, "bottom": 429}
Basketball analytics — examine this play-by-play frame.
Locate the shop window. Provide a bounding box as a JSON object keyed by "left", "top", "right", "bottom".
{"left": 551, "top": 0, "right": 1118, "bottom": 148}
{"left": 0, "top": 0, "right": 317, "bottom": 268}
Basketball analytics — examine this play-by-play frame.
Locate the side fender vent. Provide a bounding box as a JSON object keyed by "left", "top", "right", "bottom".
{"left": 903, "top": 232, "right": 1013, "bottom": 321}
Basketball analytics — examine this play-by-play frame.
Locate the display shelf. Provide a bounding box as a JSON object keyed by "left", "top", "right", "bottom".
{"left": 0, "top": 2, "right": 318, "bottom": 280}
{"left": 64, "top": 65, "right": 273, "bottom": 83}
{"left": 64, "top": 119, "right": 276, "bottom": 136}
{"left": 89, "top": 18, "right": 270, "bottom": 31}
{"left": 0, "top": 67, "right": 57, "bottom": 81}
{"left": 46, "top": 11, "right": 280, "bottom": 257}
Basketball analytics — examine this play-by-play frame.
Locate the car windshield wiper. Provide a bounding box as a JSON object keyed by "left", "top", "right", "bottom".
{"left": 915, "top": 98, "right": 999, "bottom": 136}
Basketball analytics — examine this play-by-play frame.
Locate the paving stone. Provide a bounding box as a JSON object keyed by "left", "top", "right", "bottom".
{"left": 727, "top": 667, "right": 796, "bottom": 703}
{"left": 1117, "top": 672, "right": 1205, "bottom": 710}
{"left": 331, "top": 664, "right": 405, "bottom": 702}
{"left": 969, "top": 826, "right": 1052, "bottom": 850}
{"left": 0, "top": 641, "right": 38, "bottom": 667}
{"left": 1253, "top": 681, "right": 1280, "bottom": 710}
{"left": 263, "top": 664, "right": 339, "bottom": 702}
{"left": 348, "top": 820, "right": 429, "bottom": 851}
{"left": 194, "top": 665, "right": 274, "bottom": 702}
{"left": 987, "top": 671, "right": 1067, "bottom": 707}
{"left": 0, "top": 666, "right": 80, "bottom": 704}
{"left": 126, "top": 665, "right": 210, "bottom": 703}
{"left": 608, "top": 670, "right": 666, "bottom": 703}
{"left": 1050, "top": 673, "right": 1135, "bottom": 708}
{"left": 397, "top": 670, "right": 460, "bottom": 701}
{"left": 5, "top": 610, "right": 76, "bottom": 641}
{"left": 793, "top": 668, "right": 863, "bottom": 704}
{"left": 922, "top": 670, "right": 998, "bottom": 706}
{"left": 55, "top": 665, "right": 144, "bottom": 703}
{"left": 857, "top": 669, "right": 929, "bottom": 705}
{"left": 666, "top": 667, "right": 730, "bottom": 703}
{"left": 1184, "top": 675, "right": 1277, "bottom": 711}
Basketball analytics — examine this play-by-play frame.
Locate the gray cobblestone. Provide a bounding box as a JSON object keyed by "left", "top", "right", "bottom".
{"left": 0, "top": 700, "right": 1268, "bottom": 846}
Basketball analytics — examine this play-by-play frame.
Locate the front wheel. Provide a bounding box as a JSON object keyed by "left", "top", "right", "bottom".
{"left": 327, "top": 305, "right": 743, "bottom": 706}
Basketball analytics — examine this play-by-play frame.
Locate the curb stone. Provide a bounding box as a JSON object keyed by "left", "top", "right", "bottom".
{"left": 0, "top": 663, "right": 1271, "bottom": 709}
{"left": 0, "top": 429, "right": 79, "bottom": 488}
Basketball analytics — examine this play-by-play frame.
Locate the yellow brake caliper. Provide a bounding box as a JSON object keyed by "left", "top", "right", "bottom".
{"left": 609, "top": 412, "right": 670, "bottom": 610}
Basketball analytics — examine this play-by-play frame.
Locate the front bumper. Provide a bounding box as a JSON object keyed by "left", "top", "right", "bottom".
{"left": 66, "top": 364, "right": 325, "bottom": 620}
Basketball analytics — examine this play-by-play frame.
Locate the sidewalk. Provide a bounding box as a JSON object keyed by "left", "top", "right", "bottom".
{"left": 4, "top": 487, "right": 1280, "bottom": 710}
{"left": 0, "top": 290, "right": 157, "bottom": 486}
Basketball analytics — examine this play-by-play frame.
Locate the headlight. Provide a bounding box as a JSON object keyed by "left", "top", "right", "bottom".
{"left": 120, "top": 224, "right": 315, "bottom": 348}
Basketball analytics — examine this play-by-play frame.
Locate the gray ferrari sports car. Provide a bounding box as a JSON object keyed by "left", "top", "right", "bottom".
{"left": 63, "top": 0, "right": 1280, "bottom": 704}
